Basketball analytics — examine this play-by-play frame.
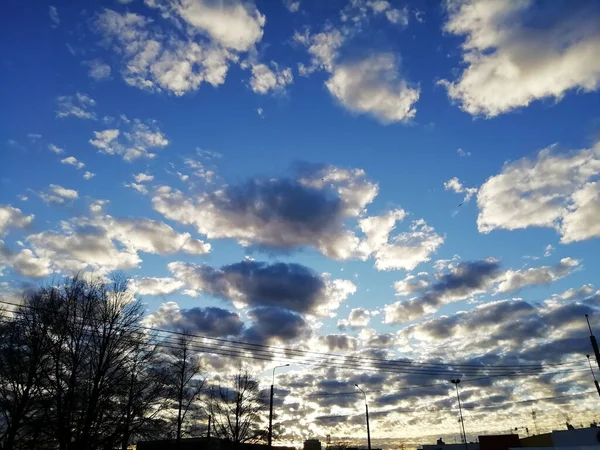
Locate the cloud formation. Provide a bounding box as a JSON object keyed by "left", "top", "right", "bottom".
{"left": 441, "top": 0, "right": 600, "bottom": 116}
{"left": 477, "top": 141, "right": 600, "bottom": 243}
{"left": 90, "top": 119, "right": 168, "bottom": 161}
{"left": 153, "top": 165, "right": 377, "bottom": 259}
{"left": 168, "top": 260, "right": 355, "bottom": 317}
{"left": 0, "top": 206, "right": 34, "bottom": 237}
{"left": 56, "top": 93, "right": 96, "bottom": 119}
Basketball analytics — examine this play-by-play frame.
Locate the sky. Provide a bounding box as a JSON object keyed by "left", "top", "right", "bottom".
{"left": 1, "top": 0, "right": 600, "bottom": 447}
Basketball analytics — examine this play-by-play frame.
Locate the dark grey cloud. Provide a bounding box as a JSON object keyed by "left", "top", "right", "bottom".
{"left": 169, "top": 260, "right": 355, "bottom": 316}
{"left": 318, "top": 334, "right": 358, "bottom": 351}
{"left": 153, "top": 164, "right": 377, "bottom": 259}
{"left": 244, "top": 306, "right": 310, "bottom": 344}
{"left": 144, "top": 302, "right": 244, "bottom": 338}
{"left": 385, "top": 259, "right": 503, "bottom": 323}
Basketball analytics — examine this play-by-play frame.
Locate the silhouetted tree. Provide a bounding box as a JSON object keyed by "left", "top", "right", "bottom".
{"left": 209, "top": 371, "right": 267, "bottom": 447}
{"left": 163, "top": 333, "right": 206, "bottom": 449}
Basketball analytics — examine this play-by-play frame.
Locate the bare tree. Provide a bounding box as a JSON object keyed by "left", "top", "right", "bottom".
{"left": 0, "top": 275, "right": 167, "bottom": 450}
{"left": 209, "top": 371, "right": 267, "bottom": 448}
{"left": 163, "top": 333, "right": 206, "bottom": 448}
{"left": 0, "top": 291, "right": 53, "bottom": 450}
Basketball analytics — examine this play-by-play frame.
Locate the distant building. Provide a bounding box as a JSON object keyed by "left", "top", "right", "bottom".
{"left": 304, "top": 440, "right": 322, "bottom": 450}
{"left": 479, "top": 434, "right": 520, "bottom": 450}
{"left": 420, "top": 443, "right": 479, "bottom": 450}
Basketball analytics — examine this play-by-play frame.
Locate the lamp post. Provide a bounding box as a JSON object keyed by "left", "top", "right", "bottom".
{"left": 268, "top": 364, "right": 289, "bottom": 448}
{"left": 450, "top": 379, "right": 468, "bottom": 450}
{"left": 355, "top": 384, "right": 371, "bottom": 450}
{"left": 586, "top": 355, "right": 600, "bottom": 398}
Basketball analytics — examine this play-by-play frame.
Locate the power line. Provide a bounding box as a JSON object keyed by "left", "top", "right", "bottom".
{"left": 0, "top": 299, "right": 587, "bottom": 378}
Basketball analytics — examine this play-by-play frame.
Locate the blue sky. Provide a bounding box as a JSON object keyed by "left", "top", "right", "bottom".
{"left": 2, "top": 0, "right": 600, "bottom": 445}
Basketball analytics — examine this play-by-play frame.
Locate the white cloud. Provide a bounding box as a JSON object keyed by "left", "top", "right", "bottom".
{"left": 132, "top": 277, "right": 184, "bottom": 296}
{"left": 337, "top": 307, "right": 371, "bottom": 329}
{"left": 544, "top": 244, "right": 554, "bottom": 257}
{"left": 125, "top": 183, "right": 149, "bottom": 195}
{"left": 169, "top": 0, "right": 265, "bottom": 52}
{"left": 394, "top": 273, "right": 430, "bottom": 296}
{"left": 444, "top": 177, "right": 477, "bottom": 203}
{"left": 83, "top": 171, "right": 96, "bottom": 180}
{"left": 89, "top": 199, "right": 109, "bottom": 214}
{"left": 325, "top": 54, "right": 419, "bottom": 123}
{"left": 283, "top": 0, "right": 300, "bottom": 13}
{"left": 56, "top": 93, "right": 96, "bottom": 119}
{"left": 440, "top": 0, "right": 600, "bottom": 117}
{"left": 48, "top": 144, "right": 64, "bottom": 154}
{"left": 84, "top": 59, "right": 111, "bottom": 81}
{"left": 457, "top": 148, "right": 471, "bottom": 157}
{"left": 477, "top": 141, "right": 600, "bottom": 243}
{"left": 0, "top": 205, "right": 34, "bottom": 237}
{"left": 61, "top": 156, "right": 85, "bottom": 170}
{"left": 39, "top": 185, "right": 79, "bottom": 204}
{"left": 134, "top": 172, "right": 154, "bottom": 183}
{"left": 496, "top": 258, "right": 580, "bottom": 293}
{"left": 20, "top": 214, "right": 209, "bottom": 276}
{"left": 49, "top": 6, "right": 59, "bottom": 27}
{"left": 359, "top": 211, "right": 443, "bottom": 271}
{"left": 256, "top": 108, "right": 263, "bottom": 116}
{"left": 295, "top": 29, "right": 344, "bottom": 75}
{"left": 0, "top": 241, "right": 52, "bottom": 278}
{"left": 249, "top": 63, "right": 293, "bottom": 94}
{"left": 96, "top": 8, "right": 235, "bottom": 95}
{"left": 90, "top": 120, "right": 168, "bottom": 161}
{"left": 341, "top": 0, "right": 409, "bottom": 27}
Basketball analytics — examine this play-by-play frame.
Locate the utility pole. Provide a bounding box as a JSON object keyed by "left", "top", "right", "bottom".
{"left": 207, "top": 415, "right": 211, "bottom": 439}
{"left": 355, "top": 384, "right": 371, "bottom": 450}
{"left": 450, "top": 379, "right": 468, "bottom": 450}
{"left": 268, "top": 364, "right": 289, "bottom": 448}
{"left": 532, "top": 411, "right": 538, "bottom": 435}
{"left": 586, "top": 315, "right": 600, "bottom": 372}
{"left": 586, "top": 355, "right": 600, "bottom": 398}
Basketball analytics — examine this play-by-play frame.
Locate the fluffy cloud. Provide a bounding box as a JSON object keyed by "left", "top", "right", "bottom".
{"left": 444, "top": 177, "right": 477, "bottom": 203}
{"left": 295, "top": 29, "right": 344, "bottom": 74}
{"left": 440, "top": 0, "right": 600, "bottom": 116}
{"left": 133, "top": 277, "right": 185, "bottom": 296}
{"left": 83, "top": 171, "right": 96, "bottom": 180}
{"left": 283, "top": 0, "right": 300, "bottom": 13}
{"left": 359, "top": 211, "right": 443, "bottom": 271}
{"left": 144, "top": 301, "right": 244, "bottom": 337}
{"left": 48, "top": 144, "right": 64, "bottom": 154}
{"left": 0, "top": 241, "right": 51, "bottom": 278}
{"left": 385, "top": 259, "right": 502, "bottom": 323}
{"left": 39, "top": 184, "right": 79, "bottom": 204}
{"left": 244, "top": 306, "right": 310, "bottom": 343}
{"left": 89, "top": 119, "right": 168, "bottom": 161}
{"left": 83, "top": 59, "right": 111, "bottom": 81}
{"left": 134, "top": 173, "right": 154, "bottom": 183}
{"left": 152, "top": 165, "right": 377, "bottom": 259}
{"left": 337, "top": 307, "right": 371, "bottom": 330}
{"left": 19, "top": 214, "right": 209, "bottom": 276}
{"left": 342, "top": 0, "right": 409, "bottom": 27}
{"left": 168, "top": 260, "right": 355, "bottom": 317}
{"left": 61, "top": 156, "right": 85, "bottom": 170}
{"left": 477, "top": 141, "right": 600, "bottom": 243}
{"left": 385, "top": 258, "right": 581, "bottom": 323}
{"left": 0, "top": 205, "right": 34, "bottom": 237}
{"left": 96, "top": 9, "right": 235, "bottom": 95}
{"left": 78, "top": 215, "right": 211, "bottom": 256}
{"left": 318, "top": 334, "right": 358, "bottom": 352}
{"left": 249, "top": 63, "right": 293, "bottom": 94}
{"left": 56, "top": 93, "right": 96, "bottom": 119}
{"left": 496, "top": 258, "right": 580, "bottom": 293}
{"left": 167, "top": 0, "right": 265, "bottom": 51}
{"left": 325, "top": 54, "right": 419, "bottom": 123}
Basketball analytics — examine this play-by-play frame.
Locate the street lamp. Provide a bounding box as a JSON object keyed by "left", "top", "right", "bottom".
{"left": 586, "top": 355, "right": 600, "bottom": 398}
{"left": 355, "top": 384, "right": 371, "bottom": 450}
{"left": 450, "top": 379, "right": 468, "bottom": 450}
{"left": 268, "top": 364, "right": 289, "bottom": 448}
